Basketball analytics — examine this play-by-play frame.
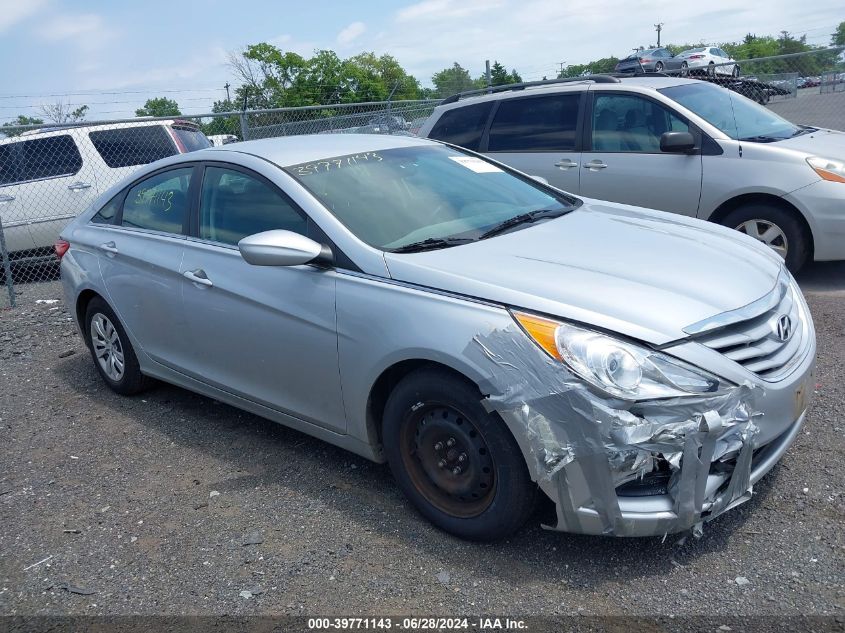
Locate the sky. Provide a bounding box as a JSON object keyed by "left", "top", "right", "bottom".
{"left": 0, "top": 0, "right": 842, "bottom": 122}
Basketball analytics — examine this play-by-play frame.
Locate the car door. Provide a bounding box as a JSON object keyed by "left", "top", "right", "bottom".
{"left": 579, "top": 91, "right": 702, "bottom": 216}
{"left": 178, "top": 163, "right": 345, "bottom": 432}
{"left": 97, "top": 165, "right": 194, "bottom": 367}
{"left": 482, "top": 92, "right": 584, "bottom": 193}
{"left": 1, "top": 134, "right": 98, "bottom": 252}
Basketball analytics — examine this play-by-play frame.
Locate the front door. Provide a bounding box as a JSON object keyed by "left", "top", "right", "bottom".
{"left": 178, "top": 164, "right": 345, "bottom": 432}
{"left": 580, "top": 92, "right": 702, "bottom": 216}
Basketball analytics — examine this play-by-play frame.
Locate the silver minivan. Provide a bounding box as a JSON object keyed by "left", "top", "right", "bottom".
{"left": 419, "top": 76, "right": 845, "bottom": 272}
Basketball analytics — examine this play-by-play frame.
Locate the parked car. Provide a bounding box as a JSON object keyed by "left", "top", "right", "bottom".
{"left": 59, "top": 134, "right": 815, "bottom": 540}
{"left": 207, "top": 133, "right": 239, "bottom": 146}
{"left": 675, "top": 47, "right": 740, "bottom": 77}
{"left": 0, "top": 120, "right": 210, "bottom": 263}
{"left": 614, "top": 48, "right": 688, "bottom": 74}
{"left": 367, "top": 114, "right": 412, "bottom": 133}
{"left": 419, "top": 75, "right": 845, "bottom": 271}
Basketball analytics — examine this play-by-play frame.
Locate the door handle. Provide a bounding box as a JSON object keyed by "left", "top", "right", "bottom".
{"left": 0, "top": 194, "right": 15, "bottom": 203}
{"left": 583, "top": 160, "right": 608, "bottom": 170}
{"left": 183, "top": 269, "right": 213, "bottom": 287}
{"left": 554, "top": 159, "right": 579, "bottom": 170}
{"left": 99, "top": 241, "right": 118, "bottom": 255}
{"left": 67, "top": 182, "right": 92, "bottom": 191}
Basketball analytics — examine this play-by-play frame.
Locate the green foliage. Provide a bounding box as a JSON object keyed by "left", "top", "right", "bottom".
{"left": 231, "top": 45, "right": 421, "bottom": 108}
{"left": 1, "top": 115, "right": 44, "bottom": 137}
{"left": 202, "top": 99, "right": 240, "bottom": 137}
{"left": 431, "top": 63, "right": 484, "bottom": 97}
{"left": 558, "top": 57, "right": 620, "bottom": 78}
{"left": 833, "top": 21, "right": 845, "bottom": 46}
{"left": 488, "top": 61, "right": 522, "bottom": 86}
{"left": 135, "top": 97, "right": 181, "bottom": 117}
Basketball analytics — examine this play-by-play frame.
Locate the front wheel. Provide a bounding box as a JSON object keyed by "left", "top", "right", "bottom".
{"left": 382, "top": 368, "right": 537, "bottom": 541}
{"left": 732, "top": 64, "right": 741, "bottom": 78}
{"left": 680, "top": 61, "right": 689, "bottom": 77}
{"left": 721, "top": 204, "right": 810, "bottom": 273}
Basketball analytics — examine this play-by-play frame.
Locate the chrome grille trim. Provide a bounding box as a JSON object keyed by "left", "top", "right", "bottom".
{"left": 688, "top": 270, "right": 809, "bottom": 382}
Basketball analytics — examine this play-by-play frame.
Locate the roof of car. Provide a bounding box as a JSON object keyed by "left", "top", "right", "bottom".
{"left": 210, "top": 133, "right": 434, "bottom": 167}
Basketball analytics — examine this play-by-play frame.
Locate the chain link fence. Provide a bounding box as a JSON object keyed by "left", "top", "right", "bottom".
{"left": 0, "top": 47, "right": 843, "bottom": 309}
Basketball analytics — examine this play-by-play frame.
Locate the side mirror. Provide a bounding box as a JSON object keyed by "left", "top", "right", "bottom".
{"left": 660, "top": 131, "right": 696, "bottom": 153}
{"left": 238, "top": 230, "right": 332, "bottom": 267}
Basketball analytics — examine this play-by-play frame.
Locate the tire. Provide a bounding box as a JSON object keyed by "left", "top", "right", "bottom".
{"left": 732, "top": 64, "right": 740, "bottom": 78}
{"left": 84, "top": 297, "right": 152, "bottom": 395}
{"left": 654, "top": 61, "right": 664, "bottom": 73}
{"left": 680, "top": 61, "right": 689, "bottom": 77}
{"left": 382, "top": 367, "right": 537, "bottom": 541}
{"left": 720, "top": 204, "right": 810, "bottom": 273}
{"left": 708, "top": 61, "right": 716, "bottom": 77}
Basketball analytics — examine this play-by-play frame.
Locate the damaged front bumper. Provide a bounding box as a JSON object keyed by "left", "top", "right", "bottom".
{"left": 467, "top": 324, "right": 814, "bottom": 537}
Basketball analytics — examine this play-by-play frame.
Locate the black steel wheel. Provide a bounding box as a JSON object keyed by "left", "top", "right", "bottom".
{"left": 383, "top": 367, "right": 537, "bottom": 541}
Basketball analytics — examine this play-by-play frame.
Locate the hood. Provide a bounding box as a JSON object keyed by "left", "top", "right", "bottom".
{"left": 383, "top": 202, "right": 783, "bottom": 345}
{"left": 772, "top": 128, "right": 845, "bottom": 157}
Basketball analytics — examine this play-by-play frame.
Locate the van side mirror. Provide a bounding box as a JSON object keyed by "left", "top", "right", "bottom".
{"left": 660, "top": 131, "right": 697, "bottom": 153}
{"left": 238, "top": 230, "right": 332, "bottom": 267}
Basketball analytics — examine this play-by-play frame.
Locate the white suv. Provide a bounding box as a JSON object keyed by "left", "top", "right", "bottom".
{"left": 419, "top": 75, "right": 845, "bottom": 272}
{"left": 0, "top": 119, "right": 209, "bottom": 262}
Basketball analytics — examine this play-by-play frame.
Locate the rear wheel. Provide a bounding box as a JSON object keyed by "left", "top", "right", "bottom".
{"left": 383, "top": 368, "right": 537, "bottom": 541}
{"left": 708, "top": 61, "right": 716, "bottom": 77}
{"left": 721, "top": 204, "right": 810, "bottom": 273}
{"left": 654, "top": 61, "right": 664, "bottom": 73}
{"left": 732, "top": 64, "right": 741, "bottom": 78}
{"left": 84, "top": 297, "right": 152, "bottom": 395}
{"left": 680, "top": 61, "right": 689, "bottom": 77}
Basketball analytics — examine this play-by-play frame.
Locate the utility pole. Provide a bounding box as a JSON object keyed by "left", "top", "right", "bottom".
{"left": 654, "top": 22, "right": 664, "bottom": 47}
{"left": 558, "top": 61, "right": 567, "bottom": 76}
{"left": 224, "top": 82, "right": 231, "bottom": 102}
{"left": 485, "top": 59, "right": 492, "bottom": 93}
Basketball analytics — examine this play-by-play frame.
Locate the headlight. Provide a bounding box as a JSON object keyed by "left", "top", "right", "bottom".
{"left": 807, "top": 156, "right": 845, "bottom": 183}
{"left": 512, "top": 311, "right": 730, "bottom": 400}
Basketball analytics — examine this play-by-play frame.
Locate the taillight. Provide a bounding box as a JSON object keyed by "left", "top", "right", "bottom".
{"left": 54, "top": 239, "right": 70, "bottom": 259}
{"left": 640, "top": 58, "right": 652, "bottom": 63}
{"left": 690, "top": 54, "right": 704, "bottom": 59}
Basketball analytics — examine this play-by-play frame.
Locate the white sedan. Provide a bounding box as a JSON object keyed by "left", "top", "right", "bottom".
{"left": 676, "top": 46, "right": 740, "bottom": 77}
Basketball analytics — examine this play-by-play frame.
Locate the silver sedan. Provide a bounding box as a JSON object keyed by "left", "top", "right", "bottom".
{"left": 58, "top": 134, "right": 815, "bottom": 540}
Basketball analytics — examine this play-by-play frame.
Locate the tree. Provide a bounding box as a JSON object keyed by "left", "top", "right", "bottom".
{"left": 558, "top": 57, "right": 619, "bottom": 78}
{"left": 432, "top": 63, "right": 483, "bottom": 97}
{"left": 1, "top": 115, "right": 44, "bottom": 137}
{"left": 488, "top": 61, "right": 522, "bottom": 86}
{"left": 832, "top": 21, "right": 845, "bottom": 46}
{"left": 202, "top": 99, "right": 240, "bottom": 138}
{"left": 39, "top": 102, "right": 88, "bottom": 124}
{"left": 135, "top": 97, "right": 181, "bottom": 117}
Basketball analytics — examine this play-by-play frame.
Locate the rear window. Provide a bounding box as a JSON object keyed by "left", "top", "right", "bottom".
{"left": 488, "top": 94, "right": 580, "bottom": 152}
{"left": 427, "top": 102, "right": 493, "bottom": 151}
{"left": 89, "top": 126, "right": 177, "bottom": 168}
{"left": 0, "top": 135, "right": 82, "bottom": 184}
{"left": 171, "top": 126, "right": 212, "bottom": 152}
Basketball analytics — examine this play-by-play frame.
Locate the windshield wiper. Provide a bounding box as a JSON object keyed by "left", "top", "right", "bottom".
{"left": 389, "top": 236, "right": 475, "bottom": 253}
{"left": 479, "top": 208, "right": 569, "bottom": 240}
{"left": 738, "top": 135, "right": 783, "bottom": 143}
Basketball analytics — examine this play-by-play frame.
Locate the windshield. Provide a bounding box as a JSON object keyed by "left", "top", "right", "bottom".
{"left": 284, "top": 145, "right": 576, "bottom": 251}
{"left": 659, "top": 82, "right": 801, "bottom": 141}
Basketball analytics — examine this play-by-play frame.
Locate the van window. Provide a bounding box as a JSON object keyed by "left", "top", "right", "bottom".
{"left": 171, "top": 126, "right": 212, "bottom": 152}
{"left": 121, "top": 167, "right": 192, "bottom": 234}
{"left": 89, "top": 126, "right": 177, "bottom": 168}
{"left": 591, "top": 94, "right": 689, "bottom": 153}
{"left": 488, "top": 94, "right": 580, "bottom": 152}
{"left": 2, "top": 135, "right": 82, "bottom": 184}
{"left": 427, "top": 102, "right": 493, "bottom": 151}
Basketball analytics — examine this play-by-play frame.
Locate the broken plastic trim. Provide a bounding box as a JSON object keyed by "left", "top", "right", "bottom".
{"left": 465, "top": 324, "right": 762, "bottom": 537}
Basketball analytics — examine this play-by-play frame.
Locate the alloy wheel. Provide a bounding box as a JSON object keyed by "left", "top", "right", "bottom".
{"left": 736, "top": 219, "right": 789, "bottom": 259}
{"left": 90, "top": 312, "right": 125, "bottom": 381}
{"left": 400, "top": 404, "right": 496, "bottom": 518}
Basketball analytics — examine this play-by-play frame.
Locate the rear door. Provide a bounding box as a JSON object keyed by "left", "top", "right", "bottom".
{"left": 97, "top": 165, "right": 194, "bottom": 367}
{"left": 579, "top": 90, "right": 702, "bottom": 215}
{"left": 482, "top": 92, "right": 585, "bottom": 193}
{"left": 177, "top": 163, "right": 345, "bottom": 431}
{"left": 0, "top": 134, "right": 98, "bottom": 252}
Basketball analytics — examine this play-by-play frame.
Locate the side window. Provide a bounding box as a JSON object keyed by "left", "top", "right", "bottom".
{"left": 15, "top": 135, "right": 82, "bottom": 182}
{"left": 427, "top": 102, "right": 493, "bottom": 151}
{"left": 488, "top": 94, "right": 581, "bottom": 152}
{"left": 591, "top": 94, "right": 690, "bottom": 153}
{"left": 121, "top": 167, "right": 192, "bottom": 234}
{"left": 710, "top": 48, "right": 720, "bottom": 56}
{"left": 90, "top": 195, "right": 121, "bottom": 224}
{"left": 89, "top": 126, "right": 177, "bottom": 168}
{"left": 0, "top": 144, "right": 20, "bottom": 186}
{"left": 199, "top": 166, "right": 306, "bottom": 246}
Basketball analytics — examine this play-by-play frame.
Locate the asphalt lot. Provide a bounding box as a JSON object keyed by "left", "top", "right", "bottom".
{"left": 0, "top": 264, "right": 843, "bottom": 619}
{"left": 768, "top": 87, "right": 845, "bottom": 131}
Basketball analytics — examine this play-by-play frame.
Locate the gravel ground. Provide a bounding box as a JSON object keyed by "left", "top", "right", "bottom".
{"left": 0, "top": 264, "right": 843, "bottom": 620}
